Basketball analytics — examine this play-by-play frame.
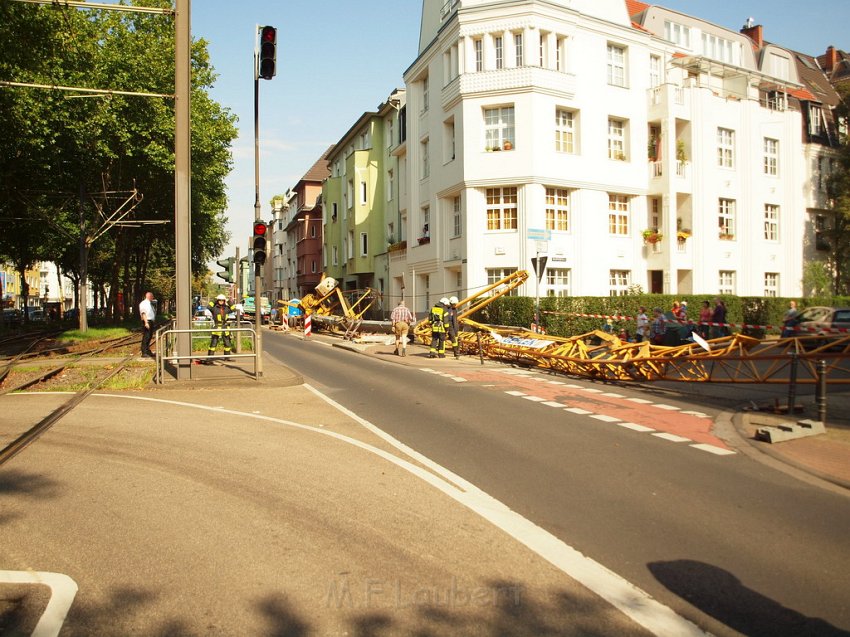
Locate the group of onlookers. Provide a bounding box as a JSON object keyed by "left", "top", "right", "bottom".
{"left": 634, "top": 297, "right": 730, "bottom": 345}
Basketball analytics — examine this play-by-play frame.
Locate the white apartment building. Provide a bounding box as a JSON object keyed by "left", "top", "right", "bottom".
{"left": 392, "top": 0, "right": 810, "bottom": 309}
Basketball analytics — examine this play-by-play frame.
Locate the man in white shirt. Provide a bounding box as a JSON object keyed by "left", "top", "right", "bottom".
{"left": 139, "top": 291, "right": 156, "bottom": 358}
{"left": 636, "top": 306, "right": 649, "bottom": 342}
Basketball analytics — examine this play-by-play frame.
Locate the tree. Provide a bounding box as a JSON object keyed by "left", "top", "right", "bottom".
{"left": 825, "top": 83, "right": 850, "bottom": 294}
{"left": 0, "top": 0, "right": 238, "bottom": 325}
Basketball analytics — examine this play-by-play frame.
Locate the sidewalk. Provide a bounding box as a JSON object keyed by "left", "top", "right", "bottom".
{"left": 324, "top": 332, "right": 850, "bottom": 492}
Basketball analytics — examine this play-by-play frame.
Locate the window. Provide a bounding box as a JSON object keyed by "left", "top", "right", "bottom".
{"left": 422, "top": 75, "right": 429, "bottom": 113}
{"left": 485, "top": 187, "right": 518, "bottom": 231}
{"left": 474, "top": 38, "right": 483, "bottom": 72}
{"left": 546, "top": 268, "right": 571, "bottom": 297}
{"left": 717, "top": 128, "right": 734, "bottom": 168}
{"left": 386, "top": 119, "right": 394, "bottom": 148}
{"left": 555, "top": 109, "right": 575, "bottom": 153}
{"left": 764, "top": 272, "right": 779, "bottom": 297}
{"left": 608, "top": 118, "right": 626, "bottom": 160}
{"left": 719, "top": 198, "right": 736, "bottom": 239}
{"left": 609, "top": 270, "right": 631, "bottom": 296}
{"left": 360, "top": 232, "right": 368, "bottom": 256}
{"left": 607, "top": 44, "right": 626, "bottom": 87}
{"left": 444, "top": 119, "right": 456, "bottom": 162}
{"left": 452, "top": 196, "right": 462, "bottom": 238}
{"left": 608, "top": 194, "right": 629, "bottom": 235}
{"left": 495, "top": 36, "right": 503, "bottom": 69}
{"left": 420, "top": 138, "right": 429, "bottom": 179}
{"left": 538, "top": 31, "right": 547, "bottom": 67}
{"left": 702, "top": 33, "right": 738, "bottom": 64}
{"left": 311, "top": 260, "right": 317, "bottom": 274}
{"left": 768, "top": 53, "right": 790, "bottom": 80}
{"left": 347, "top": 231, "right": 354, "bottom": 259}
{"left": 487, "top": 268, "right": 518, "bottom": 295}
{"left": 719, "top": 271, "right": 736, "bottom": 295}
{"left": 764, "top": 138, "right": 779, "bottom": 176}
{"left": 484, "top": 106, "right": 515, "bottom": 150}
{"left": 764, "top": 204, "right": 779, "bottom": 241}
{"left": 387, "top": 169, "right": 394, "bottom": 201}
{"left": 331, "top": 202, "right": 338, "bottom": 221}
{"left": 359, "top": 131, "right": 370, "bottom": 149}
{"left": 649, "top": 197, "right": 661, "bottom": 231}
{"left": 421, "top": 205, "right": 430, "bottom": 238}
{"left": 346, "top": 180, "right": 354, "bottom": 210}
{"left": 360, "top": 180, "right": 367, "bottom": 205}
{"left": 556, "top": 37, "right": 566, "bottom": 72}
{"left": 649, "top": 54, "right": 661, "bottom": 88}
{"left": 545, "top": 188, "right": 570, "bottom": 231}
{"left": 514, "top": 32, "right": 523, "bottom": 67}
{"left": 664, "top": 21, "right": 690, "bottom": 48}
{"left": 809, "top": 104, "right": 824, "bottom": 136}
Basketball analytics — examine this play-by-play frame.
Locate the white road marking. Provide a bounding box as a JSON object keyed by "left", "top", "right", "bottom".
{"left": 505, "top": 390, "right": 526, "bottom": 397}
{"left": 681, "top": 411, "right": 710, "bottom": 418}
{"left": 691, "top": 443, "right": 736, "bottom": 456}
{"left": 78, "top": 392, "right": 709, "bottom": 636}
{"left": 600, "top": 392, "right": 625, "bottom": 398}
{"left": 452, "top": 377, "right": 468, "bottom": 383}
{"left": 581, "top": 388, "right": 604, "bottom": 394}
{"left": 522, "top": 396, "right": 547, "bottom": 402}
{"left": 0, "top": 571, "right": 78, "bottom": 637}
{"left": 616, "top": 422, "right": 656, "bottom": 433}
{"left": 652, "top": 433, "right": 692, "bottom": 443}
{"left": 590, "top": 414, "right": 621, "bottom": 423}
{"left": 650, "top": 404, "right": 681, "bottom": 411}
{"left": 564, "top": 407, "right": 593, "bottom": 415}
{"left": 626, "top": 398, "right": 653, "bottom": 404}
{"left": 543, "top": 401, "right": 566, "bottom": 408}
{"left": 547, "top": 381, "right": 566, "bottom": 385}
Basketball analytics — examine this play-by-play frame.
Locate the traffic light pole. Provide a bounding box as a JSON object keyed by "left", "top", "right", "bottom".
{"left": 253, "top": 46, "right": 263, "bottom": 377}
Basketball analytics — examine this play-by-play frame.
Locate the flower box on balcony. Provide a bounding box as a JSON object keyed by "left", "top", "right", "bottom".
{"left": 417, "top": 236, "right": 430, "bottom": 246}
{"left": 719, "top": 233, "right": 735, "bottom": 241}
{"left": 642, "top": 229, "right": 663, "bottom": 244}
{"left": 677, "top": 231, "right": 691, "bottom": 242}
{"left": 388, "top": 240, "right": 407, "bottom": 252}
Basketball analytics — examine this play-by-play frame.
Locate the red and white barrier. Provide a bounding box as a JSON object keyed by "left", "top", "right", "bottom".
{"left": 304, "top": 313, "right": 312, "bottom": 337}
{"left": 540, "top": 311, "right": 850, "bottom": 335}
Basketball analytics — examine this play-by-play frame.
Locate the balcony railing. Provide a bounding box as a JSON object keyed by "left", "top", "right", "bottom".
{"left": 649, "top": 161, "right": 662, "bottom": 178}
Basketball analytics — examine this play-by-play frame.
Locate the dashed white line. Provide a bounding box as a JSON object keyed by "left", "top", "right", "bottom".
{"left": 652, "top": 432, "right": 692, "bottom": 443}
{"left": 681, "top": 410, "right": 710, "bottom": 418}
{"left": 617, "top": 422, "right": 656, "bottom": 433}
{"left": 626, "top": 398, "right": 653, "bottom": 404}
{"left": 505, "top": 390, "right": 526, "bottom": 397}
{"left": 651, "top": 404, "right": 681, "bottom": 411}
{"left": 600, "top": 392, "right": 625, "bottom": 398}
{"left": 581, "top": 388, "right": 604, "bottom": 394}
{"left": 565, "top": 407, "right": 593, "bottom": 415}
{"left": 543, "top": 401, "right": 566, "bottom": 408}
{"left": 523, "top": 396, "right": 547, "bottom": 402}
{"left": 590, "top": 414, "right": 622, "bottom": 423}
{"left": 691, "top": 443, "right": 736, "bottom": 456}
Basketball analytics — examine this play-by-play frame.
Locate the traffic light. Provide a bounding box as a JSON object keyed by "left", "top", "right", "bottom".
{"left": 216, "top": 256, "right": 235, "bottom": 282}
{"left": 258, "top": 26, "right": 277, "bottom": 80}
{"left": 252, "top": 221, "right": 268, "bottom": 266}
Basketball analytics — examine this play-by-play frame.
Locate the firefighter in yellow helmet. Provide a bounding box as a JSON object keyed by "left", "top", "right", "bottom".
{"left": 429, "top": 297, "right": 451, "bottom": 358}
{"left": 205, "top": 294, "right": 235, "bottom": 363}
{"left": 446, "top": 296, "right": 461, "bottom": 359}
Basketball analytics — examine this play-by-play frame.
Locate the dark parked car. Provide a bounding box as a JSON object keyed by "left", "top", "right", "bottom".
{"left": 2, "top": 308, "right": 22, "bottom": 327}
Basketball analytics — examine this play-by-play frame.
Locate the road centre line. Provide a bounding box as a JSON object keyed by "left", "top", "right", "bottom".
{"left": 651, "top": 404, "right": 681, "bottom": 411}
{"left": 522, "top": 396, "right": 547, "bottom": 402}
{"left": 690, "top": 443, "right": 737, "bottom": 456}
{"left": 82, "top": 392, "right": 708, "bottom": 637}
{"left": 543, "top": 401, "right": 566, "bottom": 407}
{"left": 565, "top": 407, "right": 593, "bottom": 415}
{"left": 617, "top": 422, "right": 656, "bottom": 433}
{"left": 590, "top": 414, "right": 622, "bottom": 423}
{"left": 505, "top": 390, "right": 526, "bottom": 396}
{"left": 626, "top": 398, "right": 653, "bottom": 404}
{"left": 653, "top": 432, "right": 692, "bottom": 443}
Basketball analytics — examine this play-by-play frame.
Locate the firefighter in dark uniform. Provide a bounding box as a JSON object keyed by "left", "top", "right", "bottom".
{"left": 429, "top": 297, "right": 451, "bottom": 359}
{"left": 206, "top": 294, "right": 234, "bottom": 362}
{"left": 446, "top": 295, "right": 461, "bottom": 359}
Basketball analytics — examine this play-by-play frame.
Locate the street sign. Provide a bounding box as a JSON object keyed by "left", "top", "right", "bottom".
{"left": 531, "top": 256, "right": 548, "bottom": 281}
{"left": 527, "top": 228, "right": 551, "bottom": 241}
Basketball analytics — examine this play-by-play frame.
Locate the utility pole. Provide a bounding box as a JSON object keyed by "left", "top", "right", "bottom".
{"left": 174, "top": 0, "right": 192, "bottom": 379}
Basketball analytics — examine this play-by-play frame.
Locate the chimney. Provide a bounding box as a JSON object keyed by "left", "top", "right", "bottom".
{"left": 740, "top": 22, "right": 764, "bottom": 49}
{"left": 823, "top": 46, "right": 839, "bottom": 72}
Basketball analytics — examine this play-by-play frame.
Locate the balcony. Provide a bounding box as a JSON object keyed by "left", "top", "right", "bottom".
{"left": 444, "top": 66, "right": 576, "bottom": 109}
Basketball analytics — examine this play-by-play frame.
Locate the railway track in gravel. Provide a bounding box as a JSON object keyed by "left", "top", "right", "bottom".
{"left": 0, "top": 334, "right": 142, "bottom": 466}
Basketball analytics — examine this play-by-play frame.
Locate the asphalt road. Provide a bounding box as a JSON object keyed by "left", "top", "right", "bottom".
{"left": 265, "top": 332, "right": 850, "bottom": 637}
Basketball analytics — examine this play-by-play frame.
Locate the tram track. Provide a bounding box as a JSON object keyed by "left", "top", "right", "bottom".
{"left": 0, "top": 334, "right": 142, "bottom": 466}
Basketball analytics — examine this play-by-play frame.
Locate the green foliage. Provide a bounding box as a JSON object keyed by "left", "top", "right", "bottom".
{"left": 58, "top": 327, "right": 132, "bottom": 342}
{"left": 471, "top": 294, "right": 850, "bottom": 339}
{"left": 0, "top": 1, "right": 238, "bottom": 318}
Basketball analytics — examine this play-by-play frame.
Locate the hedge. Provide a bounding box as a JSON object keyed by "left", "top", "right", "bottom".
{"left": 469, "top": 295, "right": 850, "bottom": 339}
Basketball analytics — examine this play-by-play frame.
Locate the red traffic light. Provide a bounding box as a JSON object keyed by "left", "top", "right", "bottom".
{"left": 261, "top": 26, "right": 276, "bottom": 43}
{"left": 253, "top": 221, "right": 267, "bottom": 236}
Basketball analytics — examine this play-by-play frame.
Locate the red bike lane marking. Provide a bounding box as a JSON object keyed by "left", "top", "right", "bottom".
{"left": 456, "top": 369, "right": 731, "bottom": 450}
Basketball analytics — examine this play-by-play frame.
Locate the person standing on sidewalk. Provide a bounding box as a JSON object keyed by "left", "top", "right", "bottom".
{"left": 428, "top": 298, "right": 450, "bottom": 359}
{"left": 635, "top": 306, "right": 649, "bottom": 342}
{"left": 138, "top": 291, "right": 156, "bottom": 358}
{"left": 206, "top": 294, "right": 235, "bottom": 363}
{"left": 390, "top": 300, "right": 415, "bottom": 357}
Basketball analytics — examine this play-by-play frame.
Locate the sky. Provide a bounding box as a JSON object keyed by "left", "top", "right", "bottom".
{"left": 191, "top": 0, "right": 847, "bottom": 260}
